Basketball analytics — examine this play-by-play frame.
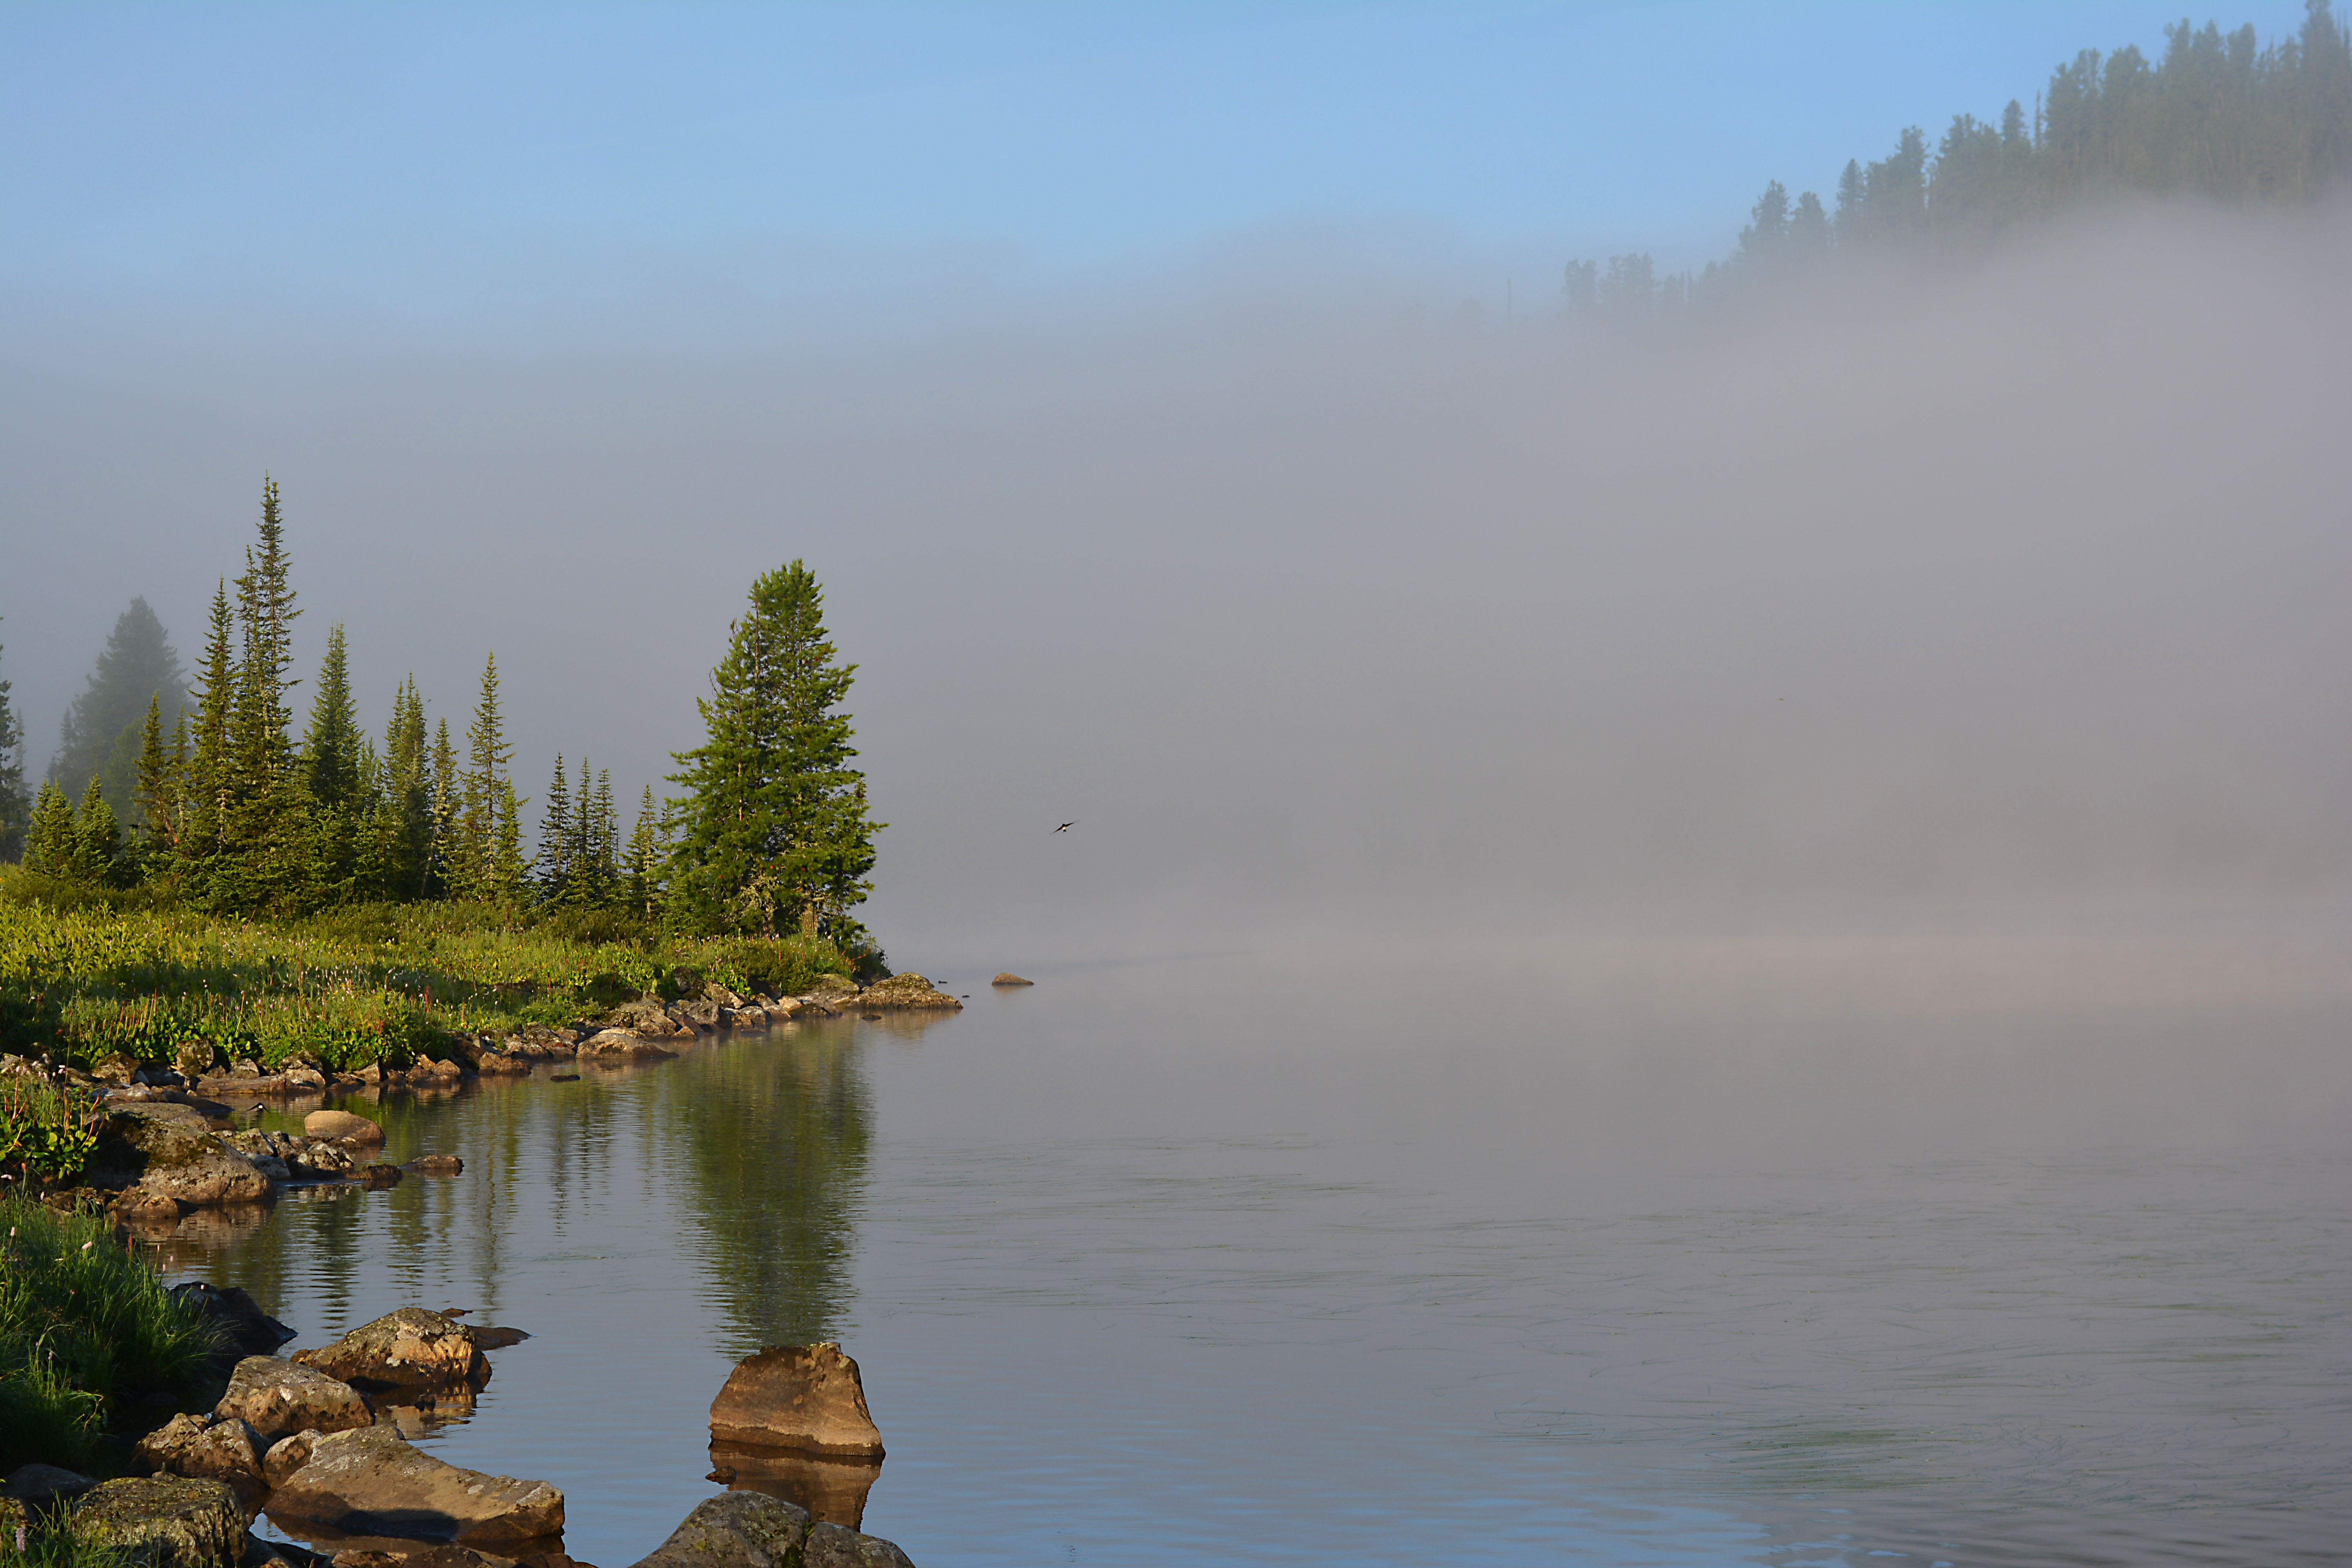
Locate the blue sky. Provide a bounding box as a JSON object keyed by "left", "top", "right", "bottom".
{"left": 1, "top": 2, "right": 2315, "bottom": 336}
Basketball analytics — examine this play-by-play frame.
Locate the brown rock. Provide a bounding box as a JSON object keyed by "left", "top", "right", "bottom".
{"left": 87, "top": 1108, "right": 274, "bottom": 1208}
{"left": 622, "top": 1491, "right": 806, "bottom": 1568}
{"left": 599, "top": 999, "right": 677, "bottom": 1038}
{"left": 263, "top": 1432, "right": 320, "bottom": 1490}
{"left": 406, "top": 1156, "right": 463, "bottom": 1177}
{"left": 358, "top": 1164, "right": 404, "bottom": 1190}
{"left": 265, "top": 1428, "right": 561, "bottom": 1547}
{"left": 989, "top": 973, "right": 1034, "bottom": 987}
{"left": 852, "top": 976, "right": 960, "bottom": 1012}
{"left": 708, "top": 1344, "right": 884, "bottom": 1459}
{"left": 216, "top": 1357, "right": 374, "bottom": 1441}
{"left": 576, "top": 1030, "right": 676, "bottom": 1062}
{"left": 707, "top": 1445, "right": 879, "bottom": 1531}
{"left": 803, "top": 1523, "right": 916, "bottom": 1568}
{"left": 292, "top": 1309, "right": 489, "bottom": 1399}
{"left": 304, "top": 1112, "right": 385, "bottom": 1146}
{"left": 73, "top": 1475, "right": 247, "bottom": 1568}
{"left": 133, "top": 1414, "right": 265, "bottom": 1511}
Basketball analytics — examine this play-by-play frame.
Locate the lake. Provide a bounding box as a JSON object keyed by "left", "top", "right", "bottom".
{"left": 154, "top": 921, "right": 2352, "bottom": 1566}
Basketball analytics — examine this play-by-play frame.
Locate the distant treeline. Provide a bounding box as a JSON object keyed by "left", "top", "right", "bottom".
{"left": 0, "top": 481, "right": 881, "bottom": 950}
{"left": 1564, "top": 2, "right": 2351, "bottom": 316}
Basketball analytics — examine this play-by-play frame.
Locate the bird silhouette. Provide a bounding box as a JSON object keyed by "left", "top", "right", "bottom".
{"left": 1055, "top": 822, "right": 1075, "bottom": 833}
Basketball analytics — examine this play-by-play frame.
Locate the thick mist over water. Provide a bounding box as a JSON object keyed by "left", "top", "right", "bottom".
{"left": 5, "top": 205, "right": 2347, "bottom": 964}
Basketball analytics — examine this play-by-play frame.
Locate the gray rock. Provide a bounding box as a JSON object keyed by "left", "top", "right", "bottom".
{"left": 292, "top": 1309, "right": 489, "bottom": 1399}
{"left": 623, "top": 1491, "right": 807, "bottom": 1568}
{"left": 166, "top": 1283, "right": 297, "bottom": 1355}
{"left": 599, "top": 999, "right": 677, "bottom": 1038}
{"left": 577, "top": 1030, "right": 675, "bottom": 1061}
{"left": 88, "top": 1108, "right": 274, "bottom": 1208}
{"left": 708, "top": 1343, "right": 885, "bottom": 1458}
{"left": 215, "top": 1357, "right": 374, "bottom": 1441}
{"left": 73, "top": 1475, "right": 247, "bottom": 1568}
{"left": 132, "top": 1414, "right": 265, "bottom": 1510}
{"left": 805, "top": 1522, "right": 916, "bottom": 1568}
{"left": 3, "top": 1463, "right": 97, "bottom": 1508}
{"left": 264, "top": 1427, "right": 562, "bottom": 1547}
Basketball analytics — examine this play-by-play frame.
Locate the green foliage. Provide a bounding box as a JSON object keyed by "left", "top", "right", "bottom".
{"left": 0, "top": 1511, "right": 134, "bottom": 1568}
{"left": 46, "top": 597, "right": 188, "bottom": 822}
{"left": 667, "top": 561, "right": 883, "bottom": 942}
{"left": 0, "top": 616, "right": 30, "bottom": 865}
{"left": 0, "top": 878, "right": 856, "bottom": 1071}
{"left": 0, "top": 1074, "right": 102, "bottom": 1187}
{"left": 0, "top": 1192, "right": 223, "bottom": 1471}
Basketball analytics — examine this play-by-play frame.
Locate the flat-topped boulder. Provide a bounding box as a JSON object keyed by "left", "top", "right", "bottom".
{"left": 292, "top": 1309, "right": 488, "bottom": 1398}
{"left": 216, "top": 1356, "right": 375, "bottom": 1440}
{"left": 989, "top": 973, "right": 1033, "bottom": 987}
{"left": 577, "top": 1029, "right": 677, "bottom": 1061}
{"left": 87, "top": 1107, "right": 273, "bottom": 1209}
{"left": 73, "top": 1475, "right": 247, "bottom": 1568}
{"left": 709, "top": 1343, "right": 884, "bottom": 1458}
{"left": 853, "top": 975, "right": 960, "bottom": 1011}
{"left": 265, "top": 1427, "right": 563, "bottom": 1546}
{"left": 131, "top": 1414, "right": 265, "bottom": 1510}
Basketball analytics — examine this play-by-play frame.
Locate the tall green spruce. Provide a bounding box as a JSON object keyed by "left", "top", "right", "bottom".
{"left": 668, "top": 561, "right": 881, "bottom": 940}
{"left": 0, "top": 615, "right": 28, "bottom": 861}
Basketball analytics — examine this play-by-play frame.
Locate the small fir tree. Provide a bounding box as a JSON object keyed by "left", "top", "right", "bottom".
{"left": 23, "top": 782, "right": 74, "bottom": 875}
{"left": 0, "top": 615, "right": 29, "bottom": 862}
{"left": 537, "top": 753, "right": 572, "bottom": 903}
{"left": 71, "top": 776, "right": 122, "bottom": 886}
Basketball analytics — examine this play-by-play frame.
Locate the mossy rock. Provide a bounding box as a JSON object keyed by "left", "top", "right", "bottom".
{"left": 71, "top": 1475, "right": 245, "bottom": 1568}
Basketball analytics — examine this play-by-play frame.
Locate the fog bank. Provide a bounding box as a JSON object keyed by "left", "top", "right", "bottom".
{"left": 4, "top": 204, "right": 2347, "bottom": 964}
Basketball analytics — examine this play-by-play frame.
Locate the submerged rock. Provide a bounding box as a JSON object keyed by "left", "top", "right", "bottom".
{"left": 292, "top": 1309, "right": 489, "bottom": 1399}
{"left": 73, "top": 1475, "right": 247, "bottom": 1568}
{"left": 406, "top": 1155, "right": 463, "bottom": 1177}
{"left": 215, "top": 1356, "right": 374, "bottom": 1441}
{"left": 265, "top": 1427, "right": 562, "bottom": 1546}
{"left": 708, "top": 1343, "right": 885, "bottom": 1459}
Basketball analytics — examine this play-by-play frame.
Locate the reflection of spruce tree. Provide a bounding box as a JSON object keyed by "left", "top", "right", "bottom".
{"left": 666, "top": 1033, "right": 873, "bottom": 1350}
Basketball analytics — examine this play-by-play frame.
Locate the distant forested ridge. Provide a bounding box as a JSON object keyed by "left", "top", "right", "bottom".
{"left": 1566, "top": 2, "right": 2351, "bottom": 314}
{"left": 4, "top": 480, "right": 880, "bottom": 957}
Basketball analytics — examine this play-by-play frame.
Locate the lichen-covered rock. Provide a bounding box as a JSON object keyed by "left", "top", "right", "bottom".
{"left": 802, "top": 976, "right": 859, "bottom": 1000}
{"left": 132, "top": 1414, "right": 265, "bottom": 1510}
{"left": 989, "top": 973, "right": 1033, "bottom": 987}
{"left": 708, "top": 1343, "right": 884, "bottom": 1458}
{"left": 88, "top": 1108, "right": 274, "bottom": 1208}
{"left": 292, "top": 1309, "right": 489, "bottom": 1398}
{"left": 804, "top": 1522, "right": 916, "bottom": 1568}
{"left": 623, "top": 1491, "right": 807, "bottom": 1568}
{"left": 852, "top": 976, "right": 960, "bottom": 1011}
{"left": 599, "top": 998, "right": 677, "bottom": 1038}
{"left": 73, "top": 1475, "right": 247, "bottom": 1568}
{"left": 577, "top": 1029, "right": 676, "bottom": 1060}
{"left": 264, "top": 1427, "right": 562, "bottom": 1546}
{"left": 406, "top": 1155, "right": 463, "bottom": 1177}
{"left": 216, "top": 1357, "right": 374, "bottom": 1441}
{"left": 303, "top": 1111, "right": 384, "bottom": 1146}
{"left": 262, "top": 1432, "right": 318, "bottom": 1489}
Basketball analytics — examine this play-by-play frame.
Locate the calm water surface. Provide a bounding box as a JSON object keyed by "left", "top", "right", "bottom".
{"left": 156, "top": 940, "right": 2352, "bottom": 1567}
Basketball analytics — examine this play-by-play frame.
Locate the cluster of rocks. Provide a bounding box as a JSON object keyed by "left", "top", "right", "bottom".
{"left": 3, "top": 1313, "right": 916, "bottom": 1568}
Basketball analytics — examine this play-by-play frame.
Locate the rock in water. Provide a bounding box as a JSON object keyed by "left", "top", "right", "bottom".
{"left": 73, "top": 1476, "right": 247, "bottom": 1568}
{"left": 265, "top": 1427, "right": 563, "bottom": 1546}
{"left": 303, "top": 1111, "right": 385, "bottom": 1146}
{"left": 292, "top": 1309, "right": 489, "bottom": 1399}
{"left": 804, "top": 1522, "right": 917, "bottom": 1568}
{"left": 261, "top": 1433, "right": 318, "bottom": 1489}
{"left": 87, "top": 1108, "right": 274, "bottom": 1209}
{"left": 851, "top": 976, "right": 960, "bottom": 1011}
{"left": 988, "top": 973, "right": 1033, "bottom": 987}
{"left": 132, "top": 1415, "right": 266, "bottom": 1511}
{"left": 577, "top": 1029, "right": 677, "bottom": 1061}
{"left": 706, "top": 1445, "right": 879, "bottom": 1531}
{"left": 708, "top": 1344, "right": 885, "bottom": 1458}
{"left": 167, "top": 1283, "right": 298, "bottom": 1356}
{"left": 215, "top": 1357, "right": 375, "bottom": 1440}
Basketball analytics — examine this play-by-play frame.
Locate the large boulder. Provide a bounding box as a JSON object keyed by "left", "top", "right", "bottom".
{"left": 577, "top": 1029, "right": 677, "bottom": 1062}
{"left": 3, "top": 1463, "right": 96, "bottom": 1508}
{"left": 599, "top": 999, "right": 677, "bottom": 1038}
{"left": 622, "top": 1493, "right": 914, "bottom": 1568}
{"left": 73, "top": 1475, "right": 247, "bottom": 1568}
{"left": 708, "top": 1344, "right": 884, "bottom": 1458}
{"left": 264, "top": 1427, "right": 562, "bottom": 1547}
{"left": 131, "top": 1414, "right": 265, "bottom": 1510}
{"left": 989, "top": 973, "right": 1033, "bottom": 987}
{"left": 292, "top": 1309, "right": 488, "bottom": 1399}
{"left": 215, "top": 1356, "right": 374, "bottom": 1440}
{"left": 852, "top": 976, "right": 960, "bottom": 1012}
{"left": 87, "top": 1108, "right": 274, "bottom": 1208}
{"left": 166, "top": 1283, "right": 297, "bottom": 1356}
{"left": 303, "top": 1111, "right": 385, "bottom": 1147}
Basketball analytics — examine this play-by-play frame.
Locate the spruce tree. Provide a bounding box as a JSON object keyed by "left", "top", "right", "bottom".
{"left": 48, "top": 596, "right": 188, "bottom": 816}
{"left": 537, "top": 753, "right": 571, "bottom": 903}
{"left": 626, "top": 786, "right": 662, "bottom": 919}
{"left": 71, "top": 777, "right": 122, "bottom": 886}
{"left": 376, "top": 677, "right": 433, "bottom": 899}
{"left": 428, "top": 717, "right": 461, "bottom": 898}
{"left": 23, "top": 783, "right": 73, "bottom": 876}
{"left": 0, "top": 616, "right": 27, "bottom": 862}
{"left": 667, "top": 561, "right": 882, "bottom": 938}
{"left": 183, "top": 582, "right": 236, "bottom": 875}
{"left": 492, "top": 779, "right": 529, "bottom": 909}
{"left": 214, "top": 479, "right": 304, "bottom": 909}
{"left": 299, "top": 624, "right": 367, "bottom": 901}
{"left": 454, "top": 653, "right": 513, "bottom": 902}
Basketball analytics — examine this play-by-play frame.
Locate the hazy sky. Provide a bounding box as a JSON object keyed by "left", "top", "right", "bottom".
{"left": 4, "top": 4, "right": 2346, "bottom": 964}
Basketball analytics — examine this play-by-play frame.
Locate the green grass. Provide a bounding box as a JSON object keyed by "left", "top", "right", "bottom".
{"left": 0, "top": 1193, "right": 223, "bottom": 1472}
{"left": 0, "top": 869, "right": 867, "bottom": 1074}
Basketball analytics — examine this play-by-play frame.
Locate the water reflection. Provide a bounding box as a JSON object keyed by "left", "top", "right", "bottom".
{"left": 706, "top": 1443, "right": 881, "bottom": 1530}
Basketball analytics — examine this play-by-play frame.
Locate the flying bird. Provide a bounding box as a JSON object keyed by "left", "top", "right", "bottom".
{"left": 1055, "top": 822, "right": 1075, "bottom": 833}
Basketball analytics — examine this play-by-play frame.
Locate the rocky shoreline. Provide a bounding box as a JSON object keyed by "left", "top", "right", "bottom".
{"left": 3, "top": 971, "right": 962, "bottom": 1230}
{"left": 3, "top": 1298, "right": 917, "bottom": 1568}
